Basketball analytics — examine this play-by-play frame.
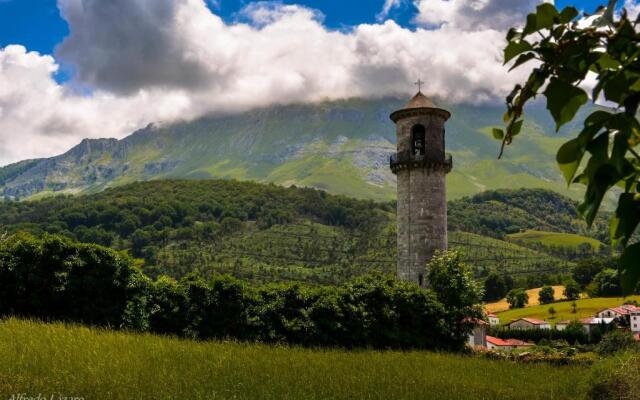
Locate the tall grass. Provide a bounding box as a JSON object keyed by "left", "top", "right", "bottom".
{"left": 0, "top": 318, "right": 589, "bottom": 399}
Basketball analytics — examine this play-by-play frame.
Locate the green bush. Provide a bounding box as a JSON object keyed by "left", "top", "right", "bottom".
{"left": 0, "top": 233, "right": 148, "bottom": 329}
{"left": 596, "top": 330, "right": 638, "bottom": 356}
{"left": 0, "top": 233, "right": 478, "bottom": 351}
{"left": 588, "top": 353, "right": 640, "bottom": 400}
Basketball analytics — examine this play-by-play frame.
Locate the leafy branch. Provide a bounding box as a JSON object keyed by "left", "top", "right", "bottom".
{"left": 498, "top": 0, "right": 640, "bottom": 294}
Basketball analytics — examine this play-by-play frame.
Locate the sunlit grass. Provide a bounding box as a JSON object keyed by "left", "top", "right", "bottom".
{"left": 497, "top": 296, "right": 640, "bottom": 325}
{"left": 0, "top": 318, "right": 590, "bottom": 399}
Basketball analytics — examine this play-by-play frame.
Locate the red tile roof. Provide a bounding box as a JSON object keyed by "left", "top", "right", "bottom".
{"left": 487, "top": 312, "right": 498, "bottom": 318}
{"left": 486, "top": 336, "right": 532, "bottom": 347}
{"left": 599, "top": 305, "right": 640, "bottom": 316}
{"left": 509, "top": 318, "right": 549, "bottom": 325}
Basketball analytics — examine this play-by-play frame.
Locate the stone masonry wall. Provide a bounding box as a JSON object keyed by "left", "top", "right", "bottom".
{"left": 394, "top": 112, "right": 448, "bottom": 287}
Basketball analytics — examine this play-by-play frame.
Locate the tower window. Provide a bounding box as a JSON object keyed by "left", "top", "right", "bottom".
{"left": 418, "top": 273, "right": 424, "bottom": 287}
{"left": 412, "top": 125, "right": 426, "bottom": 156}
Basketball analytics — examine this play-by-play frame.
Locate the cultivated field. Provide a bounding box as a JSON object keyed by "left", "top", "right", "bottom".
{"left": 0, "top": 318, "right": 590, "bottom": 400}
{"left": 496, "top": 296, "right": 640, "bottom": 326}
{"left": 485, "top": 286, "right": 567, "bottom": 313}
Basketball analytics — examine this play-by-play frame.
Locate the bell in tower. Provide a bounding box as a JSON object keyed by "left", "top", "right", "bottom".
{"left": 389, "top": 88, "right": 452, "bottom": 287}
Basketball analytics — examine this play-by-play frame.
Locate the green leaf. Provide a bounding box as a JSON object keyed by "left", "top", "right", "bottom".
{"left": 522, "top": 13, "right": 539, "bottom": 36}
{"left": 536, "top": 3, "right": 560, "bottom": 29}
{"left": 604, "top": 72, "right": 630, "bottom": 104}
{"left": 556, "top": 138, "right": 585, "bottom": 185}
{"left": 611, "top": 193, "right": 640, "bottom": 246}
{"left": 510, "top": 120, "right": 524, "bottom": 137}
{"left": 504, "top": 40, "right": 532, "bottom": 64}
{"left": 509, "top": 53, "right": 536, "bottom": 71}
{"left": 492, "top": 128, "right": 505, "bottom": 140}
{"left": 620, "top": 243, "right": 640, "bottom": 296}
{"left": 559, "top": 6, "right": 579, "bottom": 23}
{"left": 544, "top": 78, "right": 588, "bottom": 131}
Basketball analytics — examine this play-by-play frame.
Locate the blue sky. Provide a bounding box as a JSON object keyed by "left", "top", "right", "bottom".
{"left": 0, "top": 0, "right": 615, "bottom": 56}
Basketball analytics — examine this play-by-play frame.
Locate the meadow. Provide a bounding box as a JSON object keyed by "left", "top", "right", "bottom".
{"left": 507, "top": 230, "right": 603, "bottom": 251}
{"left": 496, "top": 296, "right": 640, "bottom": 326}
{"left": 0, "top": 318, "right": 590, "bottom": 400}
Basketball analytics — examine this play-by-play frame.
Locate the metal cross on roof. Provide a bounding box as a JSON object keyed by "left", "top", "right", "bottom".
{"left": 414, "top": 79, "right": 424, "bottom": 92}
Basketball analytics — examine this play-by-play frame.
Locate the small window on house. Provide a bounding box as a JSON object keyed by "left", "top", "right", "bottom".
{"left": 412, "top": 124, "right": 426, "bottom": 156}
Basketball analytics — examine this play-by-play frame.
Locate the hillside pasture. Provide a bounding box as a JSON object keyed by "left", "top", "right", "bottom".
{"left": 495, "top": 296, "right": 640, "bottom": 326}
{"left": 0, "top": 318, "right": 589, "bottom": 400}
{"left": 507, "top": 230, "right": 603, "bottom": 251}
{"left": 485, "top": 286, "right": 566, "bottom": 313}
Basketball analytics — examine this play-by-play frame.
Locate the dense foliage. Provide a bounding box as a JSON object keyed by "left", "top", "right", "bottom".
{"left": 500, "top": 0, "right": 640, "bottom": 292}
{"left": 538, "top": 286, "right": 555, "bottom": 304}
{"left": 447, "top": 188, "right": 609, "bottom": 241}
{"left": 0, "top": 233, "right": 478, "bottom": 351}
{"left": 0, "top": 180, "right": 590, "bottom": 285}
{"left": 506, "top": 288, "right": 529, "bottom": 309}
{"left": 490, "top": 324, "right": 606, "bottom": 345}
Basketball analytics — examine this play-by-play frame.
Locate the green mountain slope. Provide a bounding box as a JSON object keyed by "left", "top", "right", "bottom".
{"left": 0, "top": 180, "right": 597, "bottom": 284}
{"left": 0, "top": 97, "right": 602, "bottom": 203}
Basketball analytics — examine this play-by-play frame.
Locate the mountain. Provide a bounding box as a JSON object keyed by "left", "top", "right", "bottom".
{"left": 0, "top": 96, "right": 597, "bottom": 202}
{"left": 0, "top": 180, "right": 602, "bottom": 285}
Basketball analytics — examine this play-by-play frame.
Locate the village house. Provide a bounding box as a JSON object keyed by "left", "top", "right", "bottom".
{"left": 507, "top": 318, "right": 551, "bottom": 330}
{"left": 556, "top": 317, "right": 615, "bottom": 335}
{"left": 486, "top": 312, "right": 500, "bottom": 326}
{"left": 485, "top": 336, "right": 533, "bottom": 352}
{"left": 596, "top": 304, "right": 640, "bottom": 322}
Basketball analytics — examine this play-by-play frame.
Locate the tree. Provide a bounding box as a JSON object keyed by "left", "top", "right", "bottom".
{"left": 564, "top": 280, "right": 582, "bottom": 301}
{"left": 499, "top": 0, "right": 640, "bottom": 294}
{"left": 506, "top": 288, "right": 529, "bottom": 309}
{"left": 548, "top": 306, "right": 557, "bottom": 319}
{"left": 591, "top": 268, "right": 623, "bottom": 297}
{"left": 427, "top": 251, "right": 484, "bottom": 339}
{"left": 571, "top": 301, "right": 578, "bottom": 314}
{"left": 573, "top": 257, "right": 611, "bottom": 287}
{"left": 483, "top": 271, "right": 507, "bottom": 302}
{"left": 539, "top": 285, "right": 555, "bottom": 304}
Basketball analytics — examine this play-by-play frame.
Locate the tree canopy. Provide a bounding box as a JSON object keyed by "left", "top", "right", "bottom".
{"left": 500, "top": 0, "right": 640, "bottom": 293}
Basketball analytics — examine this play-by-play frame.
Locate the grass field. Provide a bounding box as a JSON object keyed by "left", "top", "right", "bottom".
{"left": 485, "top": 286, "right": 567, "bottom": 313}
{"left": 0, "top": 318, "right": 591, "bottom": 400}
{"left": 496, "top": 296, "right": 640, "bottom": 326}
{"left": 507, "top": 230, "right": 603, "bottom": 251}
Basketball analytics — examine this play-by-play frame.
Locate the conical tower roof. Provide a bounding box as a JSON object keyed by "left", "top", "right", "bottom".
{"left": 390, "top": 91, "right": 450, "bottom": 122}
{"left": 403, "top": 91, "right": 437, "bottom": 109}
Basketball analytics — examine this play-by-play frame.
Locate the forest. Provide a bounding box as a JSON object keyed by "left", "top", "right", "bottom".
{"left": 0, "top": 180, "right": 612, "bottom": 289}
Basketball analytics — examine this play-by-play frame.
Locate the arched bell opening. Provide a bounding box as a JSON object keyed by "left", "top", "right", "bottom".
{"left": 411, "top": 124, "right": 426, "bottom": 157}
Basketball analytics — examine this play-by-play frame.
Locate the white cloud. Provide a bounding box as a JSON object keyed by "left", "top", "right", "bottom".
{"left": 0, "top": 0, "right": 542, "bottom": 166}
{"left": 377, "top": 0, "right": 404, "bottom": 21}
{"left": 414, "top": 0, "right": 547, "bottom": 31}
{"left": 625, "top": 0, "right": 640, "bottom": 19}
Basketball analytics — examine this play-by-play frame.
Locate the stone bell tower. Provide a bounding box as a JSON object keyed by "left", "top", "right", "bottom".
{"left": 390, "top": 89, "right": 452, "bottom": 287}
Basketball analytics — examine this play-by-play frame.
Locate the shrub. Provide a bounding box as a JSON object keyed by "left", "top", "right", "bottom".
{"left": 596, "top": 330, "right": 638, "bottom": 356}
{"left": 538, "top": 286, "right": 554, "bottom": 304}
{"left": 506, "top": 288, "right": 528, "bottom": 309}
{"left": 588, "top": 353, "right": 640, "bottom": 400}
{"left": 0, "top": 233, "right": 148, "bottom": 329}
{"left": 0, "top": 234, "right": 478, "bottom": 351}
